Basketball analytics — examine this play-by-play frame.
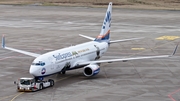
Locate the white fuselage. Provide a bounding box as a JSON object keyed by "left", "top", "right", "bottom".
{"left": 29, "top": 41, "right": 108, "bottom": 77}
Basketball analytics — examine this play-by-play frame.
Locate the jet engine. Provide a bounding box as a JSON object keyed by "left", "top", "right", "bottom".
{"left": 83, "top": 64, "right": 100, "bottom": 77}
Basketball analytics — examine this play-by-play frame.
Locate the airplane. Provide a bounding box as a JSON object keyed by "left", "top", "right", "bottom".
{"left": 1, "top": 2, "right": 178, "bottom": 82}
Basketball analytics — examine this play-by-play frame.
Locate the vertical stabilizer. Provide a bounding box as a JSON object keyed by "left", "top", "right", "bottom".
{"left": 95, "top": 2, "right": 112, "bottom": 41}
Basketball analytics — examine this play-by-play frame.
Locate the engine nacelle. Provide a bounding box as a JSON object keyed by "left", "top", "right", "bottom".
{"left": 83, "top": 64, "right": 100, "bottom": 77}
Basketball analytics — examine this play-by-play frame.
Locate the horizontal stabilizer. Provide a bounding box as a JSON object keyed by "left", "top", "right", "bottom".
{"left": 110, "top": 37, "right": 144, "bottom": 44}
{"left": 79, "top": 34, "right": 95, "bottom": 40}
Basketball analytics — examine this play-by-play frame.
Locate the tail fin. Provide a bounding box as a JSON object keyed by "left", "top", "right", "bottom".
{"left": 95, "top": 2, "right": 112, "bottom": 41}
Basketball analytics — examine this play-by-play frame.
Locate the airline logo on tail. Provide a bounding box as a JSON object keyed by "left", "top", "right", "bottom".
{"left": 103, "top": 11, "right": 111, "bottom": 28}
{"left": 95, "top": 2, "right": 112, "bottom": 41}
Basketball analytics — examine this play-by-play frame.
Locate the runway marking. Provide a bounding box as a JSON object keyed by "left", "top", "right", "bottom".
{"left": 10, "top": 92, "right": 24, "bottom": 101}
{"left": 129, "top": 39, "right": 179, "bottom": 58}
{"left": 131, "top": 48, "right": 145, "bottom": 50}
{"left": 168, "top": 88, "right": 180, "bottom": 101}
{"left": 0, "top": 94, "right": 18, "bottom": 101}
{"left": 156, "top": 36, "right": 180, "bottom": 41}
{"left": 0, "top": 92, "right": 24, "bottom": 101}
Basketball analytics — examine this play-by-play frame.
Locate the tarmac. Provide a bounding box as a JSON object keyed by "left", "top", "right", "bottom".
{"left": 0, "top": 4, "right": 180, "bottom": 101}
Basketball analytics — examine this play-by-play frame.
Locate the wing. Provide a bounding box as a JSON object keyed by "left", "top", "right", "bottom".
{"left": 78, "top": 55, "right": 170, "bottom": 65}
{"left": 77, "top": 44, "right": 178, "bottom": 65}
{"left": 2, "top": 35, "right": 40, "bottom": 57}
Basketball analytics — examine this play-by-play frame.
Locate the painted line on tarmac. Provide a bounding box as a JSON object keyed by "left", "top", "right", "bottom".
{"left": 0, "top": 93, "right": 18, "bottom": 101}
{"left": 0, "top": 92, "right": 24, "bottom": 101}
{"left": 10, "top": 92, "right": 24, "bottom": 101}
{"left": 156, "top": 36, "right": 180, "bottom": 41}
{"left": 131, "top": 48, "right": 145, "bottom": 50}
{"left": 168, "top": 88, "right": 180, "bottom": 101}
{"left": 128, "top": 39, "right": 178, "bottom": 58}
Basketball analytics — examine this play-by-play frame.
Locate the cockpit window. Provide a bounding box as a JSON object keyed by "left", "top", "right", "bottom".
{"left": 32, "top": 61, "right": 45, "bottom": 66}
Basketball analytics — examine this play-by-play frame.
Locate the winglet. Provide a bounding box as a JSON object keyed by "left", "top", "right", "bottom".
{"left": 171, "top": 43, "right": 179, "bottom": 56}
{"left": 2, "top": 35, "right": 5, "bottom": 48}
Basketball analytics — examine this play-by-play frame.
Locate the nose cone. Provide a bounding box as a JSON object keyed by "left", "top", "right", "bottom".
{"left": 29, "top": 66, "right": 39, "bottom": 76}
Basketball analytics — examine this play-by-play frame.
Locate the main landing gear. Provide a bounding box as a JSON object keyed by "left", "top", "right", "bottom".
{"left": 58, "top": 70, "right": 66, "bottom": 74}
{"left": 62, "top": 71, "right": 66, "bottom": 74}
